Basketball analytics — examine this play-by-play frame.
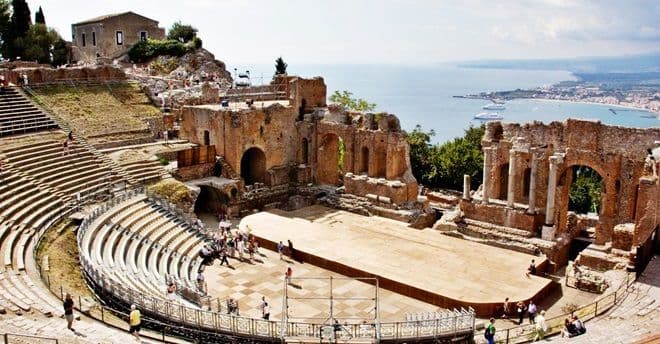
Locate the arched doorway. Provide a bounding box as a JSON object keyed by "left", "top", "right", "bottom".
{"left": 497, "top": 163, "right": 509, "bottom": 200}
{"left": 558, "top": 165, "right": 605, "bottom": 261}
{"left": 194, "top": 185, "right": 230, "bottom": 214}
{"left": 317, "top": 133, "right": 344, "bottom": 185}
{"left": 302, "top": 138, "right": 309, "bottom": 164}
{"left": 240, "top": 147, "right": 267, "bottom": 185}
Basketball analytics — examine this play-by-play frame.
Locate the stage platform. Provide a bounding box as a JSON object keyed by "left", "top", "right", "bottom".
{"left": 241, "top": 206, "right": 555, "bottom": 316}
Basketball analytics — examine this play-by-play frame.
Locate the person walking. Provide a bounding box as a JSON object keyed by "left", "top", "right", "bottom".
{"left": 501, "top": 297, "right": 509, "bottom": 318}
{"left": 129, "top": 304, "right": 141, "bottom": 341}
{"left": 219, "top": 247, "right": 230, "bottom": 266}
{"left": 484, "top": 318, "right": 496, "bottom": 344}
{"left": 285, "top": 266, "right": 293, "bottom": 284}
{"left": 516, "top": 301, "right": 526, "bottom": 325}
{"left": 277, "top": 241, "right": 284, "bottom": 260}
{"left": 527, "top": 301, "right": 537, "bottom": 324}
{"left": 196, "top": 270, "right": 205, "bottom": 291}
{"left": 63, "top": 293, "right": 75, "bottom": 332}
{"left": 287, "top": 239, "right": 294, "bottom": 261}
{"left": 533, "top": 310, "right": 547, "bottom": 341}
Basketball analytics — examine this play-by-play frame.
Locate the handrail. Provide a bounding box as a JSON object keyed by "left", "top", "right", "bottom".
{"left": 76, "top": 191, "right": 476, "bottom": 341}
{"left": 2, "top": 332, "right": 59, "bottom": 343}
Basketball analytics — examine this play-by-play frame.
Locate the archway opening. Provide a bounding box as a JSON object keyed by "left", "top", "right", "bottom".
{"left": 317, "top": 133, "right": 344, "bottom": 185}
{"left": 565, "top": 165, "right": 604, "bottom": 261}
{"left": 302, "top": 138, "right": 309, "bottom": 164}
{"left": 497, "top": 163, "right": 509, "bottom": 200}
{"left": 522, "top": 167, "right": 532, "bottom": 201}
{"left": 240, "top": 147, "right": 267, "bottom": 185}
{"left": 194, "top": 185, "right": 230, "bottom": 214}
{"left": 360, "top": 146, "right": 369, "bottom": 174}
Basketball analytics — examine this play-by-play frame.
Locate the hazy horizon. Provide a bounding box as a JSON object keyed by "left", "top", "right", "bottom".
{"left": 23, "top": 0, "right": 660, "bottom": 68}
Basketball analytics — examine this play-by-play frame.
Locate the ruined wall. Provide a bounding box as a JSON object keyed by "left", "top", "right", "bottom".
{"left": 289, "top": 77, "right": 327, "bottom": 115}
{"left": 633, "top": 176, "right": 659, "bottom": 247}
{"left": 1, "top": 66, "right": 125, "bottom": 85}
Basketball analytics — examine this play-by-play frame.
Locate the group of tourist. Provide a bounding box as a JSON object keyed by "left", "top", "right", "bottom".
{"left": 63, "top": 294, "right": 142, "bottom": 341}
{"left": 199, "top": 226, "right": 260, "bottom": 267}
{"left": 561, "top": 315, "right": 587, "bottom": 338}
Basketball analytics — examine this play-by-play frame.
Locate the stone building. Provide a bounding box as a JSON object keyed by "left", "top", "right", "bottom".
{"left": 71, "top": 12, "right": 165, "bottom": 63}
{"left": 461, "top": 119, "right": 659, "bottom": 271}
{"left": 178, "top": 76, "right": 419, "bottom": 216}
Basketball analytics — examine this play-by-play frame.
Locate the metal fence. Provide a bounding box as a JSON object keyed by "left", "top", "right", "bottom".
{"left": 74, "top": 191, "right": 476, "bottom": 342}
{"left": 474, "top": 271, "right": 636, "bottom": 343}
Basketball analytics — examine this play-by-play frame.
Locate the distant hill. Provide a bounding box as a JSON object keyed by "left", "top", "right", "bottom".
{"left": 459, "top": 52, "right": 660, "bottom": 73}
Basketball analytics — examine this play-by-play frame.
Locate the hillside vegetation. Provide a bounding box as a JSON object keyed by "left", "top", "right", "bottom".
{"left": 31, "top": 82, "right": 161, "bottom": 138}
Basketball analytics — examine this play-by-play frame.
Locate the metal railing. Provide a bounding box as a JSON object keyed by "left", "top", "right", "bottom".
{"left": 74, "top": 191, "right": 476, "bottom": 342}
{"left": 473, "top": 271, "right": 636, "bottom": 343}
{"left": 2, "top": 333, "right": 59, "bottom": 344}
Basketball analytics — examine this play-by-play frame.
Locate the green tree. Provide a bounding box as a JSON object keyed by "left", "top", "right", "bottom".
{"left": 34, "top": 5, "right": 44, "bottom": 24}
{"left": 568, "top": 166, "right": 602, "bottom": 214}
{"left": 51, "top": 38, "right": 68, "bottom": 66}
{"left": 407, "top": 124, "right": 485, "bottom": 191}
{"left": 329, "top": 90, "right": 376, "bottom": 112}
{"left": 275, "top": 56, "right": 288, "bottom": 75}
{"left": 23, "top": 23, "right": 58, "bottom": 64}
{"left": 2, "top": 0, "right": 31, "bottom": 59}
{"left": 0, "top": 0, "right": 10, "bottom": 58}
{"left": 167, "top": 21, "right": 197, "bottom": 43}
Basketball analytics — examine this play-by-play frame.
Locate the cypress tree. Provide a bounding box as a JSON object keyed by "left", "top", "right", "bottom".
{"left": 4, "top": 0, "right": 31, "bottom": 59}
{"left": 35, "top": 6, "right": 45, "bottom": 24}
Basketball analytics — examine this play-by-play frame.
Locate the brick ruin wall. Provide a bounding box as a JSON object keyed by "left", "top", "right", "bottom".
{"left": 0, "top": 66, "right": 126, "bottom": 85}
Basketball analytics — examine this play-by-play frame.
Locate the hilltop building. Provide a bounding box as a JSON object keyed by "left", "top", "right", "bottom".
{"left": 71, "top": 12, "right": 165, "bottom": 63}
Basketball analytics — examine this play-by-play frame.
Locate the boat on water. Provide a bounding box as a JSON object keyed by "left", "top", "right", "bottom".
{"left": 482, "top": 103, "right": 506, "bottom": 110}
{"left": 474, "top": 112, "right": 504, "bottom": 120}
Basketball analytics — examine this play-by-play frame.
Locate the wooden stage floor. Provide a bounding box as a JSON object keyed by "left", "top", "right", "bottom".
{"left": 241, "top": 206, "right": 554, "bottom": 316}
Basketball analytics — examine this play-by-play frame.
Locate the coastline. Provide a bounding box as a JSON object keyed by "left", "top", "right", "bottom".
{"left": 522, "top": 98, "right": 660, "bottom": 116}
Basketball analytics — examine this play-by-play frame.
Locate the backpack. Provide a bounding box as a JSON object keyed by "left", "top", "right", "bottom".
{"left": 484, "top": 325, "right": 494, "bottom": 339}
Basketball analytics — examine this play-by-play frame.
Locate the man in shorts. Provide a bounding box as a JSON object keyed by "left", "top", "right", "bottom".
{"left": 63, "top": 293, "right": 75, "bottom": 331}
{"left": 129, "top": 304, "right": 141, "bottom": 340}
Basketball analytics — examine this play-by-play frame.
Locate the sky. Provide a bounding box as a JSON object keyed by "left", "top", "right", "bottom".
{"left": 24, "top": 0, "right": 660, "bottom": 67}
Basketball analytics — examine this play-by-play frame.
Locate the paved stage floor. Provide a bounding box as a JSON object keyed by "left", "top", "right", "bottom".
{"left": 241, "top": 206, "right": 553, "bottom": 314}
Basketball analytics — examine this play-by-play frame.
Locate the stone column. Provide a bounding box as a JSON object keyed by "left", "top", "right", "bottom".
{"left": 542, "top": 154, "right": 563, "bottom": 240}
{"left": 527, "top": 149, "right": 538, "bottom": 214}
{"left": 507, "top": 150, "right": 517, "bottom": 207}
{"left": 482, "top": 147, "right": 492, "bottom": 204}
{"left": 463, "top": 174, "right": 471, "bottom": 200}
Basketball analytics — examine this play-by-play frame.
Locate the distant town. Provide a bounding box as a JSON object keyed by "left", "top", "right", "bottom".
{"left": 459, "top": 72, "right": 660, "bottom": 115}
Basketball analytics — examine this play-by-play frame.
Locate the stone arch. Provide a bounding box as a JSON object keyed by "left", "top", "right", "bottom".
{"left": 522, "top": 167, "right": 532, "bottom": 202}
{"left": 496, "top": 163, "right": 509, "bottom": 200}
{"left": 194, "top": 185, "right": 230, "bottom": 214}
{"left": 317, "top": 133, "right": 343, "bottom": 185}
{"left": 360, "top": 146, "right": 369, "bottom": 174}
{"left": 374, "top": 145, "right": 387, "bottom": 178}
{"left": 240, "top": 147, "right": 267, "bottom": 185}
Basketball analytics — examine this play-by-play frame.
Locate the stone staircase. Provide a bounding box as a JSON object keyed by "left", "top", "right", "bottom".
{"left": 444, "top": 218, "right": 555, "bottom": 256}
{"left": 216, "top": 155, "right": 239, "bottom": 180}
{"left": 0, "top": 87, "right": 58, "bottom": 137}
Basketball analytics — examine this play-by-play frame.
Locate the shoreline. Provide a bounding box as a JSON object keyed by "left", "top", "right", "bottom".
{"left": 519, "top": 98, "right": 659, "bottom": 116}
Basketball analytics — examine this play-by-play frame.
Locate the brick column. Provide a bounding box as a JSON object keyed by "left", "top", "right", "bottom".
{"left": 544, "top": 155, "right": 562, "bottom": 226}
{"left": 463, "top": 174, "right": 471, "bottom": 200}
{"left": 482, "top": 147, "right": 492, "bottom": 204}
{"left": 527, "top": 149, "right": 539, "bottom": 214}
{"left": 507, "top": 149, "right": 517, "bottom": 207}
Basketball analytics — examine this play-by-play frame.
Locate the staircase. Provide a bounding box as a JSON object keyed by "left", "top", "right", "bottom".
{"left": 0, "top": 87, "right": 58, "bottom": 137}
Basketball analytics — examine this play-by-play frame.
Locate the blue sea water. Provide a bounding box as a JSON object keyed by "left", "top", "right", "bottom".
{"left": 235, "top": 64, "right": 659, "bottom": 144}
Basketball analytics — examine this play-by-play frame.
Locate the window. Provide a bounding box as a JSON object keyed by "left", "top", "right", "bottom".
{"left": 140, "top": 31, "right": 147, "bottom": 41}
{"left": 116, "top": 31, "right": 123, "bottom": 45}
{"left": 92, "top": 32, "right": 96, "bottom": 46}
{"left": 81, "top": 33, "right": 86, "bottom": 47}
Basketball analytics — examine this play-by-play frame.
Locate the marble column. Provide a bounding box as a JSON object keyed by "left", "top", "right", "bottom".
{"left": 507, "top": 149, "right": 517, "bottom": 207}
{"left": 527, "top": 149, "right": 539, "bottom": 214}
{"left": 482, "top": 147, "right": 492, "bottom": 204}
{"left": 463, "top": 174, "right": 471, "bottom": 200}
{"left": 544, "top": 155, "right": 563, "bottom": 226}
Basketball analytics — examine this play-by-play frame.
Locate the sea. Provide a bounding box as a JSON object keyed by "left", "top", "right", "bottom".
{"left": 234, "top": 64, "right": 659, "bottom": 144}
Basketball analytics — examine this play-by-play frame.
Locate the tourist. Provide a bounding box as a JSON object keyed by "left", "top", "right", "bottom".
{"left": 572, "top": 315, "right": 586, "bottom": 335}
{"left": 561, "top": 317, "right": 577, "bottom": 338}
{"left": 227, "top": 298, "right": 238, "bottom": 315}
{"left": 533, "top": 310, "right": 547, "bottom": 341}
{"left": 22, "top": 73, "right": 28, "bottom": 86}
{"left": 63, "top": 293, "right": 75, "bottom": 332}
{"left": 484, "top": 318, "right": 495, "bottom": 344}
{"left": 196, "top": 270, "right": 205, "bottom": 291}
{"left": 526, "top": 259, "right": 537, "bottom": 277}
{"left": 516, "top": 301, "right": 526, "bottom": 325}
{"left": 62, "top": 139, "right": 70, "bottom": 156}
{"left": 262, "top": 301, "right": 270, "bottom": 320}
{"left": 68, "top": 131, "right": 74, "bottom": 142}
{"left": 501, "top": 297, "right": 509, "bottom": 318}
{"left": 248, "top": 240, "right": 255, "bottom": 262}
{"left": 285, "top": 266, "right": 293, "bottom": 284}
{"left": 277, "top": 241, "right": 284, "bottom": 260}
{"left": 0, "top": 74, "right": 5, "bottom": 94}
{"left": 219, "top": 247, "right": 230, "bottom": 266}
{"left": 227, "top": 238, "right": 235, "bottom": 257}
{"left": 167, "top": 282, "right": 177, "bottom": 302}
{"left": 237, "top": 237, "right": 245, "bottom": 261}
{"left": 129, "top": 304, "right": 141, "bottom": 341}
{"left": 527, "top": 301, "right": 537, "bottom": 324}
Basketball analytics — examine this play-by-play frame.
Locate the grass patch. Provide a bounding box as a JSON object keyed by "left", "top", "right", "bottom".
{"left": 149, "top": 179, "right": 194, "bottom": 204}
{"left": 36, "top": 219, "right": 94, "bottom": 300}
{"left": 30, "top": 82, "right": 161, "bottom": 138}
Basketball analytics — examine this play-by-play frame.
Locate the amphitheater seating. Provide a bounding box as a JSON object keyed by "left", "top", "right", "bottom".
{"left": 118, "top": 159, "right": 169, "bottom": 184}
{"left": 0, "top": 87, "right": 58, "bottom": 137}
{"left": 80, "top": 195, "right": 209, "bottom": 304}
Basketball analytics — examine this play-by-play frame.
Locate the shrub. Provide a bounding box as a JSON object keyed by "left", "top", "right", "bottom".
{"left": 128, "top": 39, "right": 194, "bottom": 63}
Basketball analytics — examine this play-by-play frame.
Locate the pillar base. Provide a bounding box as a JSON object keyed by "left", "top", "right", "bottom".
{"left": 541, "top": 225, "right": 556, "bottom": 241}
